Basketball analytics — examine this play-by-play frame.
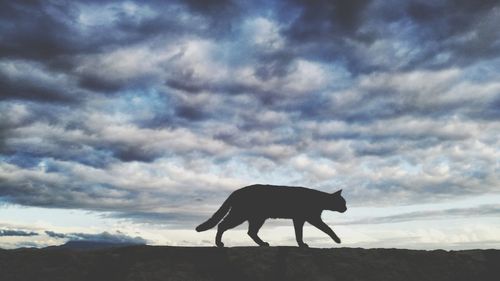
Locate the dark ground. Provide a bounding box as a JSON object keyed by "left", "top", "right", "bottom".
{"left": 1, "top": 246, "right": 499, "bottom": 281}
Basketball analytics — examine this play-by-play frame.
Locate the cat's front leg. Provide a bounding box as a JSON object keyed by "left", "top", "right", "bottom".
{"left": 293, "top": 218, "right": 308, "bottom": 247}
{"left": 308, "top": 217, "right": 341, "bottom": 244}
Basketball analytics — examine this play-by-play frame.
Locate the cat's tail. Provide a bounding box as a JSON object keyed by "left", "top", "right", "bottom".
{"left": 195, "top": 194, "right": 233, "bottom": 232}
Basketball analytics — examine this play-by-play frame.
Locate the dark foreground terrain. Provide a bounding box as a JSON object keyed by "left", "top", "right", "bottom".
{"left": 1, "top": 245, "right": 499, "bottom": 281}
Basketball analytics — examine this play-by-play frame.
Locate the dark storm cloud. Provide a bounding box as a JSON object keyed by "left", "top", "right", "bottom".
{"left": 45, "top": 230, "right": 147, "bottom": 244}
{"left": 0, "top": 0, "right": 239, "bottom": 60}
{"left": 0, "top": 1, "right": 196, "bottom": 61}
{"left": 182, "top": 0, "right": 240, "bottom": 29}
{"left": 278, "top": 0, "right": 500, "bottom": 72}
{"left": 110, "top": 146, "right": 159, "bottom": 163}
{"left": 0, "top": 1, "right": 81, "bottom": 61}
{"left": 1, "top": 0, "right": 498, "bottom": 104}
{"left": 77, "top": 74, "right": 128, "bottom": 93}
{"left": 406, "top": 0, "right": 499, "bottom": 40}
{"left": 182, "top": 0, "right": 234, "bottom": 12}
{"left": 0, "top": 0, "right": 234, "bottom": 100}
{"left": 403, "top": 0, "right": 500, "bottom": 68}
{"left": 0, "top": 63, "right": 81, "bottom": 103}
{"left": 175, "top": 104, "right": 212, "bottom": 121}
{"left": 11, "top": 180, "right": 132, "bottom": 215}
{"left": 0, "top": 229, "right": 38, "bottom": 237}
{"left": 0, "top": 1, "right": 122, "bottom": 98}
{"left": 277, "top": 0, "right": 381, "bottom": 73}
{"left": 284, "top": 0, "right": 372, "bottom": 40}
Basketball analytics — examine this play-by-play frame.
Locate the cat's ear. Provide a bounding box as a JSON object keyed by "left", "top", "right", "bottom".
{"left": 332, "top": 189, "right": 342, "bottom": 196}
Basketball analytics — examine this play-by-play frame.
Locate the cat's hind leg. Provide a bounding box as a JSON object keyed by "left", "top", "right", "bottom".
{"left": 293, "top": 218, "right": 308, "bottom": 248}
{"left": 247, "top": 218, "right": 269, "bottom": 247}
{"left": 215, "top": 211, "right": 245, "bottom": 247}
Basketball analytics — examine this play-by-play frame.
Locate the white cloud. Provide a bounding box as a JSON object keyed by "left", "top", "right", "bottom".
{"left": 241, "top": 17, "right": 285, "bottom": 50}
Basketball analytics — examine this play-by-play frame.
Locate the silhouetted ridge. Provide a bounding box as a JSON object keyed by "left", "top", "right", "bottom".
{"left": 0, "top": 246, "right": 499, "bottom": 281}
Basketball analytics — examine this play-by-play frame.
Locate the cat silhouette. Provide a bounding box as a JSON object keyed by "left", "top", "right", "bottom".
{"left": 196, "top": 184, "right": 347, "bottom": 247}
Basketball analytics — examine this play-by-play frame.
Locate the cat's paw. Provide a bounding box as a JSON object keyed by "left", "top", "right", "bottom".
{"left": 216, "top": 241, "right": 225, "bottom": 248}
{"left": 260, "top": 242, "right": 270, "bottom": 247}
{"left": 333, "top": 237, "right": 341, "bottom": 244}
{"left": 299, "top": 243, "right": 309, "bottom": 248}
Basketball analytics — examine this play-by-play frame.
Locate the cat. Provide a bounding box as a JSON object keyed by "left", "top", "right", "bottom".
{"left": 196, "top": 184, "right": 347, "bottom": 247}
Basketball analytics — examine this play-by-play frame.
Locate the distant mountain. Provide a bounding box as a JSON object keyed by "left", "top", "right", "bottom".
{"left": 49, "top": 240, "right": 145, "bottom": 250}
{"left": 0, "top": 246, "right": 499, "bottom": 281}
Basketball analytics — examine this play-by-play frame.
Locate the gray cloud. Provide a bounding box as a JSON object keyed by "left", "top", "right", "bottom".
{"left": 44, "top": 231, "right": 67, "bottom": 239}
{"left": 0, "top": 229, "right": 38, "bottom": 237}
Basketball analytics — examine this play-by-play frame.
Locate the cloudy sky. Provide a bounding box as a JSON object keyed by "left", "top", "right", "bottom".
{"left": 1, "top": 0, "right": 499, "bottom": 249}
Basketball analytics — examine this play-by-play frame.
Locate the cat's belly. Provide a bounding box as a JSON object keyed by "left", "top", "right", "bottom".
{"left": 261, "top": 207, "right": 301, "bottom": 219}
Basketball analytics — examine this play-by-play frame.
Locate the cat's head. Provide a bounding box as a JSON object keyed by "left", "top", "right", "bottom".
{"left": 330, "top": 189, "right": 347, "bottom": 213}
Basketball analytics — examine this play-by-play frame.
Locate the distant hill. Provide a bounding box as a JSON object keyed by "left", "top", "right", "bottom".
{"left": 45, "top": 240, "right": 144, "bottom": 251}
{"left": 0, "top": 246, "right": 499, "bottom": 281}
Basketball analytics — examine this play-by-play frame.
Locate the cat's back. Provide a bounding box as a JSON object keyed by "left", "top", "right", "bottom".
{"left": 233, "top": 184, "right": 320, "bottom": 203}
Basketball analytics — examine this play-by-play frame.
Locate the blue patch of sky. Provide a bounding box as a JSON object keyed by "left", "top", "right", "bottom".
{"left": 462, "top": 57, "right": 500, "bottom": 83}
{"left": 72, "top": 149, "right": 116, "bottom": 168}
{"left": 383, "top": 19, "right": 428, "bottom": 67}
{"left": 98, "top": 88, "right": 175, "bottom": 126}
{"left": 2, "top": 153, "right": 41, "bottom": 169}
